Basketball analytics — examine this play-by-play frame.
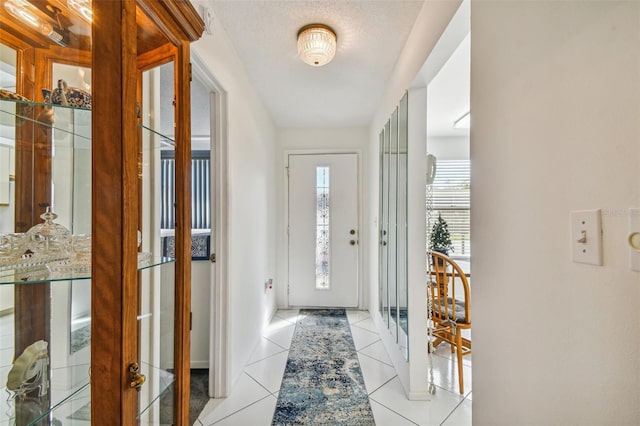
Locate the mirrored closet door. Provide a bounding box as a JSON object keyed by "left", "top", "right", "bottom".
{"left": 379, "top": 91, "right": 409, "bottom": 359}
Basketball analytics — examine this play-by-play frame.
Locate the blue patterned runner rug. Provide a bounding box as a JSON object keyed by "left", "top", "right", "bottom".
{"left": 272, "top": 309, "right": 375, "bottom": 425}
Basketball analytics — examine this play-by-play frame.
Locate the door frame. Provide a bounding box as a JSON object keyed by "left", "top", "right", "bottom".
{"left": 192, "top": 54, "right": 230, "bottom": 398}
{"left": 283, "top": 149, "right": 364, "bottom": 310}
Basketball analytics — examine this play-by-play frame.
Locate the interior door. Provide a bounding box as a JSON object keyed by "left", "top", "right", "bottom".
{"left": 288, "top": 153, "right": 359, "bottom": 307}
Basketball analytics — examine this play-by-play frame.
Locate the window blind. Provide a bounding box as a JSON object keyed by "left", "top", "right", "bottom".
{"left": 430, "top": 159, "right": 471, "bottom": 257}
{"left": 161, "top": 157, "right": 175, "bottom": 229}
{"left": 161, "top": 151, "right": 211, "bottom": 230}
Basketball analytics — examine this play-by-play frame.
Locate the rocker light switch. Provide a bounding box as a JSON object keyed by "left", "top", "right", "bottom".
{"left": 570, "top": 209, "right": 602, "bottom": 266}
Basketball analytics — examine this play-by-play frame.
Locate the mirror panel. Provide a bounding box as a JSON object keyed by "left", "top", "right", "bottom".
{"left": 397, "top": 92, "right": 409, "bottom": 357}
{"left": 378, "top": 91, "right": 410, "bottom": 361}
{"left": 378, "top": 128, "right": 385, "bottom": 323}
{"left": 381, "top": 119, "right": 390, "bottom": 327}
{"left": 388, "top": 108, "right": 398, "bottom": 342}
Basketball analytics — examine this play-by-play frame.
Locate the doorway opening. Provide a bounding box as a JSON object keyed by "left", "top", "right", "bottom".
{"left": 420, "top": 0, "right": 471, "bottom": 399}
{"left": 191, "top": 54, "right": 230, "bottom": 401}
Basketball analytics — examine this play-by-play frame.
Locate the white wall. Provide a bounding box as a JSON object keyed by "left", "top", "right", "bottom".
{"left": 191, "top": 2, "right": 278, "bottom": 388}
{"left": 427, "top": 136, "right": 469, "bottom": 160}
{"left": 471, "top": 1, "right": 640, "bottom": 424}
{"left": 277, "top": 127, "right": 369, "bottom": 308}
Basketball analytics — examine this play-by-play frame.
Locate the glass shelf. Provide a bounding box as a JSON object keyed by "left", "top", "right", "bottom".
{"left": 0, "top": 97, "right": 91, "bottom": 142}
{"left": 0, "top": 98, "right": 175, "bottom": 146}
{"left": 2, "top": 353, "right": 174, "bottom": 425}
{"left": 0, "top": 96, "right": 92, "bottom": 113}
{"left": 139, "top": 122, "right": 175, "bottom": 146}
{"left": 0, "top": 256, "right": 175, "bottom": 285}
{"left": 18, "top": 376, "right": 91, "bottom": 426}
{"left": 1, "top": 257, "right": 176, "bottom": 425}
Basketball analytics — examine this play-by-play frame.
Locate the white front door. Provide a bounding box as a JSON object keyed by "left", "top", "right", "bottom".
{"left": 288, "top": 153, "right": 359, "bottom": 307}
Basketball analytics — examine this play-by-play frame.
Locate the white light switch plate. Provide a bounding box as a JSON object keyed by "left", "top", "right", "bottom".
{"left": 629, "top": 208, "right": 640, "bottom": 272}
{"left": 570, "top": 209, "right": 602, "bottom": 266}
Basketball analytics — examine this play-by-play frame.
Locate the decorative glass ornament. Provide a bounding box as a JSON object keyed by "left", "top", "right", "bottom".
{"left": 26, "top": 207, "right": 71, "bottom": 257}
{"left": 0, "top": 233, "right": 27, "bottom": 258}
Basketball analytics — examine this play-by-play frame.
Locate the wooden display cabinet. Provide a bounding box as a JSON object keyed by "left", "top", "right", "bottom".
{"left": 0, "top": 1, "right": 204, "bottom": 424}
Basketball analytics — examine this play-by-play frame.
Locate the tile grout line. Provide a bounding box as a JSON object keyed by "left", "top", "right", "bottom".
{"left": 350, "top": 322, "right": 380, "bottom": 334}
{"left": 357, "top": 350, "right": 395, "bottom": 368}
{"left": 353, "top": 336, "right": 382, "bottom": 352}
{"left": 438, "top": 393, "right": 470, "bottom": 426}
{"left": 210, "top": 394, "right": 276, "bottom": 426}
{"left": 346, "top": 315, "right": 371, "bottom": 326}
{"left": 262, "top": 335, "right": 291, "bottom": 351}
{"left": 243, "top": 368, "right": 280, "bottom": 396}
{"left": 367, "top": 374, "right": 398, "bottom": 397}
{"left": 245, "top": 346, "right": 288, "bottom": 366}
{"left": 368, "top": 398, "right": 420, "bottom": 426}
{"left": 204, "top": 371, "right": 275, "bottom": 424}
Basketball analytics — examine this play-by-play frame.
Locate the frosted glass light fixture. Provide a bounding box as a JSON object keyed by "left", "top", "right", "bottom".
{"left": 297, "top": 24, "right": 337, "bottom": 67}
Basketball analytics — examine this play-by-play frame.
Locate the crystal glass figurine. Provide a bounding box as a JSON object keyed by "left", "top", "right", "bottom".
{"left": 0, "top": 233, "right": 28, "bottom": 270}
{"left": 0, "top": 233, "right": 27, "bottom": 258}
{"left": 72, "top": 234, "right": 91, "bottom": 264}
{"left": 26, "top": 207, "right": 71, "bottom": 257}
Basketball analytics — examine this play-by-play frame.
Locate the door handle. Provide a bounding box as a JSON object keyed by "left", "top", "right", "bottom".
{"left": 128, "top": 362, "right": 146, "bottom": 391}
{"left": 210, "top": 253, "right": 216, "bottom": 263}
{"left": 350, "top": 240, "right": 357, "bottom": 246}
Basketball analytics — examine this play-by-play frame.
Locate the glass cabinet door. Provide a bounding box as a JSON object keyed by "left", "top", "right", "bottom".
{"left": 1, "top": 3, "right": 94, "bottom": 422}
{"left": 1, "top": 1, "right": 203, "bottom": 424}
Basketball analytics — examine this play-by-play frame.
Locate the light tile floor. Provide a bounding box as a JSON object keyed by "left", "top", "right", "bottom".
{"left": 196, "top": 309, "right": 472, "bottom": 426}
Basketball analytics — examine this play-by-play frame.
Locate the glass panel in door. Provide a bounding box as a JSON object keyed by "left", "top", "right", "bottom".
{"left": 139, "top": 60, "right": 177, "bottom": 422}
{"left": 0, "top": 2, "right": 94, "bottom": 419}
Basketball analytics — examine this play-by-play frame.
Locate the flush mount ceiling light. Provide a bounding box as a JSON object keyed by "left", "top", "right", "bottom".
{"left": 297, "top": 24, "right": 337, "bottom": 67}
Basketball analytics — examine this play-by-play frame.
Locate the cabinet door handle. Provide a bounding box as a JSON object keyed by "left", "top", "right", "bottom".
{"left": 129, "top": 362, "right": 146, "bottom": 391}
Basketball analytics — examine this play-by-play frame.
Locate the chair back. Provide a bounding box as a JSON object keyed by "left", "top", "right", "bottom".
{"left": 429, "top": 252, "right": 471, "bottom": 326}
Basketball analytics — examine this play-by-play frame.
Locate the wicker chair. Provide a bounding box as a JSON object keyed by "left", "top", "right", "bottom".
{"left": 428, "top": 251, "right": 471, "bottom": 394}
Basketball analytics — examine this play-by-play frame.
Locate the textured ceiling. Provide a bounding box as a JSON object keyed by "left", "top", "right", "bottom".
{"left": 209, "top": 0, "right": 425, "bottom": 128}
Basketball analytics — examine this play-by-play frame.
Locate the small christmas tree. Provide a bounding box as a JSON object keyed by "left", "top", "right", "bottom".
{"left": 429, "top": 213, "right": 454, "bottom": 255}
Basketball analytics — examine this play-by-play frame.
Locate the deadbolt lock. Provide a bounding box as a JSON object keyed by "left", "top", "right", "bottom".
{"left": 128, "top": 362, "right": 146, "bottom": 391}
{"left": 349, "top": 229, "right": 356, "bottom": 235}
